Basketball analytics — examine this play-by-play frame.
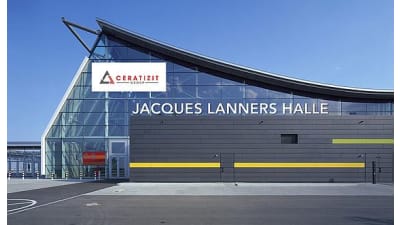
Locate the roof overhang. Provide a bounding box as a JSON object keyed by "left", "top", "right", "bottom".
{"left": 96, "top": 18, "right": 393, "bottom": 101}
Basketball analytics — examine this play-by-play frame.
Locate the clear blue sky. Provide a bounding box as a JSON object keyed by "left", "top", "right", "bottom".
{"left": 7, "top": 0, "right": 393, "bottom": 141}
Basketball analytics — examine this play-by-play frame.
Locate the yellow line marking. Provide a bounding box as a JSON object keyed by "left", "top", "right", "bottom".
{"left": 130, "top": 162, "right": 365, "bottom": 168}
{"left": 332, "top": 138, "right": 393, "bottom": 144}
{"left": 129, "top": 162, "right": 220, "bottom": 168}
{"left": 234, "top": 162, "right": 365, "bottom": 168}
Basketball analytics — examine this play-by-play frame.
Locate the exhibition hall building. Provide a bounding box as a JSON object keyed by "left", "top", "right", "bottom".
{"left": 41, "top": 19, "right": 393, "bottom": 182}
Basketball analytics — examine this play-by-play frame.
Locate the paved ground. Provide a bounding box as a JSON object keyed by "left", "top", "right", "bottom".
{"left": 7, "top": 181, "right": 115, "bottom": 213}
{"left": 7, "top": 181, "right": 394, "bottom": 225}
{"left": 7, "top": 178, "right": 92, "bottom": 193}
{"left": 87, "top": 182, "right": 394, "bottom": 196}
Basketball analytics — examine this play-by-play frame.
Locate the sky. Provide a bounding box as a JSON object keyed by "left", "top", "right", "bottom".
{"left": 7, "top": 0, "right": 394, "bottom": 141}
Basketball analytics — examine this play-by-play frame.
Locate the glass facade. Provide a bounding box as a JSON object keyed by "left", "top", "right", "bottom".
{"left": 43, "top": 34, "right": 394, "bottom": 178}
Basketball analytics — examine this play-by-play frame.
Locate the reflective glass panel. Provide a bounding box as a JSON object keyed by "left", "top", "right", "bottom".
{"left": 84, "top": 139, "right": 106, "bottom": 151}
{"left": 84, "top": 125, "right": 105, "bottom": 136}
{"left": 109, "top": 125, "right": 128, "bottom": 136}
{"left": 111, "top": 142, "right": 125, "bottom": 154}
{"left": 245, "top": 86, "right": 268, "bottom": 98}
{"left": 342, "top": 102, "right": 367, "bottom": 115}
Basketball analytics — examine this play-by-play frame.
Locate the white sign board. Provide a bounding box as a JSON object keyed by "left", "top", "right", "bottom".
{"left": 92, "top": 62, "right": 166, "bottom": 92}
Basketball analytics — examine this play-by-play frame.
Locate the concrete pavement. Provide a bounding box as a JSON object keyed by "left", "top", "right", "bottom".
{"left": 86, "top": 182, "right": 394, "bottom": 196}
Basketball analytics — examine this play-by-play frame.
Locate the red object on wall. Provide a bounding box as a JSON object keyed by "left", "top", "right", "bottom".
{"left": 82, "top": 152, "right": 106, "bottom": 165}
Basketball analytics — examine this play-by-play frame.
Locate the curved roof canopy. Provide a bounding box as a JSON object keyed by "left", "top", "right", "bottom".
{"left": 94, "top": 18, "right": 393, "bottom": 101}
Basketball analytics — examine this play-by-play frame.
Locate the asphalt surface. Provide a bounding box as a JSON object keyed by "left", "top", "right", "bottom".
{"left": 7, "top": 178, "right": 90, "bottom": 193}
{"left": 7, "top": 181, "right": 115, "bottom": 214}
{"left": 8, "top": 182, "right": 394, "bottom": 225}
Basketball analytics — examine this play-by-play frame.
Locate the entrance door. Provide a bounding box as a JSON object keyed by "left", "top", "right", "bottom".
{"left": 109, "top": 140, "right": 129, "bottom": 179}
{"left": 110, "top": 156, "right": 127, "bottom": 179}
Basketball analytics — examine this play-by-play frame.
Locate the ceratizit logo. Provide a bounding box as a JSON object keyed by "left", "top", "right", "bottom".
{"left": 99, "top": 70, "right": 160, "bottom": 85}
{"left": 92, "top": 62, "right": 166, "bottom": 92}
{"left": 100, "top": 71, "right": 115, "bottom": 84}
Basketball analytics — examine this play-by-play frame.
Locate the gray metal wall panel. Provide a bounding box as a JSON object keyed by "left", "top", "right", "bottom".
{"left": 131, "top": 129, "right": 394, "bottom": 135}
{"left": 129, "top": 115, "right": 393, "bottom": 182}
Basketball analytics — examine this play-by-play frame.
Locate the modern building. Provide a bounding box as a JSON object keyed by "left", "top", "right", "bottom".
{"left": 8, "top": 142, "right": 41, "bottom": 177}
{"left": 42, "top": 18, "right": 394, "bottom": 182}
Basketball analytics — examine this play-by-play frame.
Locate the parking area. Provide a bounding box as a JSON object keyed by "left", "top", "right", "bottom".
{"left": 7, "top": 181, "right": 394, "bottom": 225}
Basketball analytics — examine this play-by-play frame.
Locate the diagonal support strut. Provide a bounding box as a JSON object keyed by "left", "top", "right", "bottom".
{"left": 62, "top": 17, "right": 99, "bottom": 53}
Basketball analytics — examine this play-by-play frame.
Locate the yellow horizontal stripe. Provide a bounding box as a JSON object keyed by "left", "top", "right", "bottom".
{"left": 234, "top": 162, "right": 365, "bottom": 168}
{"left": 130, "top": 162, "right": 220, "bottom": 168}
{"left": 332, "top": 138, "right": 393, "bottom": 144}
{"left": 130, "top": 162, "right": 365, "bottom": 168}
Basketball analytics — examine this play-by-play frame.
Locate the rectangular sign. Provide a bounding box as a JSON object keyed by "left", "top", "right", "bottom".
{"left": 82, "top": 152, "right": 106, "bottom": 166}
{"left": 92, "top": 62, "right": 166, "bottom": 92}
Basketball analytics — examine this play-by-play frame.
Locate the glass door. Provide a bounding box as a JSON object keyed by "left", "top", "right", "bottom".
{"left": 109, "top": 140, "right": 129, "bottom": 179}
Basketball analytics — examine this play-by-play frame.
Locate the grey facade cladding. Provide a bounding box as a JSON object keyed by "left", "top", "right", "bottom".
{"left": 130, "top": 115, "right": 393, "bottom": 182}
